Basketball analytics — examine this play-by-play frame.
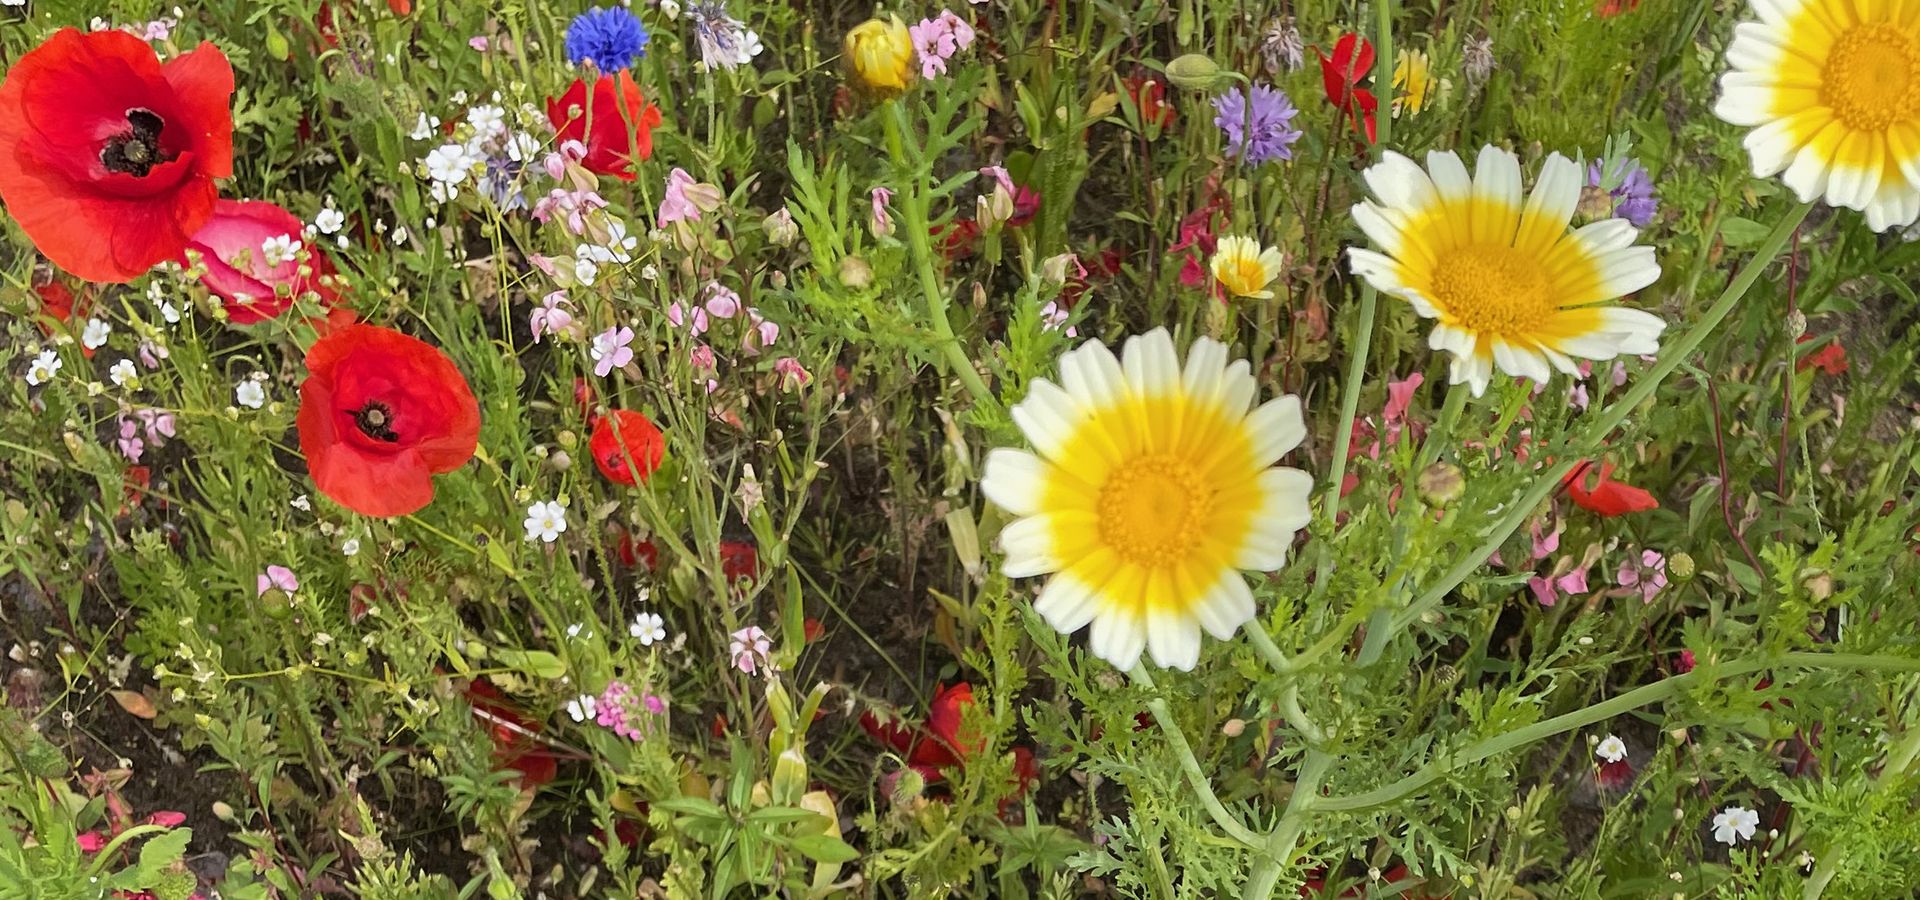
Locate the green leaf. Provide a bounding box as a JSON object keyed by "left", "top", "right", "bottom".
{"left": 788, "top": 833, "right": 860, "bottom": 864}
{"left": 137, "top": 827, "right": 192, "bottom": 880}
{"left": 1718, "top": 217, "right": 1771, "bottom": 248}
{"left": 1726, "top": 558, "right": 1763, "bottom": 594}
{"left": 491, "top": 648, "right": 565, "bottom": 679}
{"left": 652, "top": 796, "right": 727, "bottom": 819}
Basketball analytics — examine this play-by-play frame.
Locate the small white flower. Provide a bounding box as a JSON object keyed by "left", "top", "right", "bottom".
{"left": 565, "top": 622, "right": 593, "bottom": 639}
{"left": 572, "top": 257, "right": 598, "bottom": 286}
{"left": 260, "top": 233, "right": 302, "bottom": 267}
{"left": 601, "top": 220, "right": 638, "bottom": 262}
{"left": 336, "top": 235, "right": 349, "bottom": 249}
{"left": 424, "top": 144, "right": 474, "bottom": 184}
{"left": 640, "top": 264, "right": 659, "bottom": 281}
{"left": 390, "top": 226, "right": 410, "bottom": 244}
{"left": 235, "top": 380, "right": 266, "bottom": 409}
{"left": 466, "top": 104, "right": 507, "bottom": 138}
{"left": 660, "top": 0, "right": 681, "bottom": 18}
{"left": 108, "top": 359, "right": 137, "bottom": 387}
{"left": 452, "top": 89, "right": 469, "bottom": 105}
{"left": 291, "top": 494, "right": 312, "bottom": 512}
{"left": 25, "top": 349, "right": 63, "bottom": 386}
{"left": 630, "top": 611, "right": 667, "bottom": 645}
{"left": 409, "top": 112, "right": 442, "bottom": 140}
{"left": 523, "top": 500, "right": 567, "bottom": 542}
{"left": 1595, "top": 734, "right": 1627, "bottom": 764}
{"left": 81, "top": 318, "right": 112, "bottom": 350}
{"left": 315, "top": 207, "right": 346, "bottom": 234}
{"left": 565, "top": 693, "right": 598, "bottom": 722}
{"left": 313, "top": 632, "right": 334, "bottom": 646}
{"left": 1711, "top": 806, "right": 1759, "bottom": 845}
{"left": 736, "top": 29, "right": 764, "bottom": 64}
{"left": 341, "top": 537, "right": 361, "bottom": 556}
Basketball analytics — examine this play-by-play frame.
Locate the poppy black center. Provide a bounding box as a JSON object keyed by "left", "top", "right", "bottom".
{"left": 352, "top": 401, "right": 400, "bottom": 443}
{"left": 100, "top": 109, "right": 172, "bottom": 177}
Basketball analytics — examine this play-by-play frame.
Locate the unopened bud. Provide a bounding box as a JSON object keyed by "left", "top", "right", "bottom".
{"left": 890, "top": 766, "right": 927, "bottom": 805}
{"left": 1575, "top": 184, "right": 1614, "bottom": 221}
{"left": 1786, "top": 309, "right": 1808, "bottom": 339}
{"left": 772, "top": 748, "right": 808, "bottom": 805}
{"left": 1164, "top": 54, "right": 1223, "bottom": 91}
{"left": 838, "top": 255, "right": 873, "bottom": 289}
{"left": 764, "top": 208, "right": 799, "bottom": 247}
{"left": 1416, "top": 461, "right": 1466, "bottom": 508}
{"left": 1221, "top": 718, "right": 1246, "bottom": 737}
{"left": 1803, "top": 571, "right": 1833, "bottom": 600}
{"left": 547, "top": 450, "right": 572, "bottom": 472}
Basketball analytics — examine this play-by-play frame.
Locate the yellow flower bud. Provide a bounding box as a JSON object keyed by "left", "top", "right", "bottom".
{"left": 845, "top": 16, "right": 915, "bottom": 95}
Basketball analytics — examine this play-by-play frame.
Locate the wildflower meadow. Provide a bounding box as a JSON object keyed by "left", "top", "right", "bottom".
{"left": 5, "top": 0, "right": 1920, "bottom": 897}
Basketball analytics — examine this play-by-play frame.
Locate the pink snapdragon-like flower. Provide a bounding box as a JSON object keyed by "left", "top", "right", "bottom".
{"left": 729, "top": 626, "right": 771, "bottom": 674}
{"left": 870, "top": 186, "right": 895, "bottom": 237}
{"left": 1617, "top": 550, "right": 1668, "bottom": 602}
{"left": 531, "top": 188, "right": 608, "bottom": 235}
{"left": 659, "top": 167, "right": 724, "bottom": 225}
{"left": 257, "top": 565, "right": 298, "bottom": 596}
{"left": 1039, "top": 300, "right": 1075, "bottom": 337}
{"left": 590, "top": 326, "right": 635, "bottom": 377}
{"left": 773, "top": 357, "right": 811, "bottom": 389}
{"left": 116, "top": 418, "right": 144, "bottom": 462}
{"left": 530, "top": 291, "right": 574, "bottom": 342}
{"left": 704, "top": 283, "right": 742, "bottom": 319}
{"left": 1528, "top": 566, "right": 1588, "bottom": 607}
{"left": 668, "top": 302, "right": 711, "bottom": 335}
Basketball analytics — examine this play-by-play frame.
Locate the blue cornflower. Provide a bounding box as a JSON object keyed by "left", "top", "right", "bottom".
{"left": 1587, "top": 157, "right": 1657, "bottom": 227}
{"left": 1212, "top": 84, "right": 1303, "bottom": 166}
{"left": 566, "top": 7, "right": 650, "bottom": 72}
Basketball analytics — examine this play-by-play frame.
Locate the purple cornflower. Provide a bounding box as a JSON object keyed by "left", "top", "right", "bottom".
{"left": 1587, "top": 158, "right": 1657, "bottom": 227}
{"left": 1212, "top": 84, "right": 1303, "bottom": 165}
{"left": 565, "top": 7, "right": 650, "bottom": 72}
{"left": 479, "top": 155, "right": 530, "bottom": 212}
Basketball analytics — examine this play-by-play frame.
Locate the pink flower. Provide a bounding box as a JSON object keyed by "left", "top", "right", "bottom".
{"left": 257, "top": 565, "right": 298, "bottom": 596}
{"left": 1040, "top": 300, "right": 1076, "bottom": 336}
{"left": 979, "top": 165, "right": 1013, "bottom": 196}
{"left": 1617, "top": 549, "right": 1668, "bottom": 602}
{"left": 528, "top": 254, "right": 559, "bottom": 277}
{"left": 668, "top": 302, "right": 710, "bottom": 335}
{"left": 530, "top": 291, "right": 573, "bottom": 343}
{"left": 134, "top": 409, "right": 175, "bottom": 442}
{"left": 1384, "top": 372, "right": 1423, "bottom": 425}
{"left": 531, "top": 189, "right": 608, "bottom": 235}
{"left": 76, "top": 831, "right": 107, "bottom": 853}
{"left": 690, "top": 345, "right": 717, "bottom": 370}
{"left": 774, "top": 357, "right": 811, "bottom": 389}
{"left": 590, "top": 326, "right": 635, "bottom": 377}
{"left": 469, "top": 36, "right": 490, "bottom": 52}
{"left": 742, "top": 313, "right": 779, "bottom": 355}
{"left": 658, "top": 168, "right": 723, "bottom": 225}
{"left": 729, "top": 626, "right": 771, "bottom": 674}
{"left": 595, "top": 680, "right": 665, "bottom": 741}
{"left": 1527, "top": 568, "right": 1588, "bottom": 607}
{"left": 116, "top": 419, "right": 144, "bottom": 462}
{"left": 909, "top": 11, "right": 976, "bottom": 78}
{"left": 870, "top": 186, "right": 894, "bottom": 237}
{"left": 144, "top": 811, "right": 186, "bottom": 827}
{"left": 1530, "top": 520, "right": 1560, "bottom": 560}
{"left": 704, "top": 283, "right": 742, "bottom": 319}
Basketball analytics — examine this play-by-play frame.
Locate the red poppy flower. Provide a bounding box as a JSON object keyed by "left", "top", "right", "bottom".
{"left": 388, "top": 0, "right": 412, "bottom": 13}
{"left": 934, "top": 218, "right": 980, "bottom": 260}
{"left": 546, "top": 72, "right": 663, "bottom": 181}
{"left": 33, "top": 278, "right": 97, "bottom": 356}
{"left": 617, "top": 530, "right": 660, "bottom": 570}
{"left": 1316, "top": 33, "right": 1378, "bottom": 143}
{"left": 860, "top": 682, "right": 983, "bottom": 778}
{"left": 590, "top": 410, "right": 666, "bottom": 486}
{"left": 1122, "top": 75, "right": 1176, "bottom": 129}
{"left": 1170, "top": 198, "right": 1228, "bottom": 289}
{"left": 719, "top": 540, "right": 760, "bottom": 583}
{"left": 182, "top": 200, "right": 341, "bottom": 325}
{"left": 0, "top": 29, "right": 234, "bottom": 283}
{"left": 1562, "top": 461, "right": 1658, "bottom": 517}
{"left": 296, "top": 324, "right": 481, "bottom": 517}
{"left": 463, "top": 679, "right": 557, "bottom": 788}
{"left": 1009, "top": 186, "right": 1042, "bottom": 227}
{"left": 1795, "top": 335, "right": 1848, "bottom": 375}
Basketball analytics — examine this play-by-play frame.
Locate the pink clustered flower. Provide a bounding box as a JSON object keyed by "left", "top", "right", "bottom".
{"left": 729, "top": 625, "right": 771, "bottom": 674}
{"left": 257, "top": 565, "right": 298, "bottom": 596}
{"left": 671, "top": 284, "right": 781, "bottom": 355}
{"left": 595, "top": 680, "right": 666, "bottom": 741}
{"left": 909, "top": 11, "right": 976, "bottom": 79}
{"left": 115, "top": 409, "right": 173, "bottom": 462}
{"left": 1617, "top": 549, "right": 1668, "bottom": 602}
{"left": 531, "top": 187, "right": 608, "bottom": 235}
{"left": 530, "top": 291, "right": 574, "bottom": 343}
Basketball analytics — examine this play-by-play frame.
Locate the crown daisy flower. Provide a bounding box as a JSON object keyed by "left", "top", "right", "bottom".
{"left": 1210, "top": 235, "right": 1286, "bottom": 299}
{"left": 1714, "top": 0, "right": 1920, "bottom": 231}
{"left": 1348, "top": 146, "right": 1665, "bottom": 396}
{"left": 980, "top": 329, "right": 1313, "bottom": 671}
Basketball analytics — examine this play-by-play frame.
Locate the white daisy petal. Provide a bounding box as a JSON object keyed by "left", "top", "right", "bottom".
{"left": 981, "top": 448, "right": 1054, "bottom": 517}
{"left": 1243, "top": 396, "right": 1306, "bottom": 468}
{"left": 1122, "top": 328, "right": 1182, "bottom": 396}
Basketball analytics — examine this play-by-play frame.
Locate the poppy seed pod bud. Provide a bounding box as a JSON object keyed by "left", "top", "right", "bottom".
{"left": 1667, "top": 552, "right": 1695, "bottom": 581}
{"left": 1164, "top": 54, "right": 1223, "bottom": 91}
{"left": 844, "top": 17, "right": 915, "bottom": 96}
{"left": 889, "top": 766, "right": 927, "bottom": 805}
{"left": 547, "top": 450, "right": 572, "bottom": 471}
{"left": 1416, "top": 461, "right": 1466, "bottom": 508}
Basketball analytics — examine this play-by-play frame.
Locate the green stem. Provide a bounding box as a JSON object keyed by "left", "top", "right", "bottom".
{"left": 1390, "top": 200, "right": 1815, "bottom": 633}
{"left": 885, "top": 102, "right": 995, "bottom": 406}
{"left": 1131, "top": 664, "right": 1263, "bottom": 847}
{"left": 1243, "top": 620, "right": 1299, "bottom": 674}
{"left": 1310, "top": 284, "right": 1378, "bottom": 602}
{"left": 1318, "top": 650, "right": 1919, "bottom": 812}
{"left": 1414, "top": 381, "right": 1468, "bottom": 474}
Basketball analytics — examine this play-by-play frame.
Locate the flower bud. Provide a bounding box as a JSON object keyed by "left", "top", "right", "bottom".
{"left": 772, "top": 747, "right": 808, "bottom": 805}
{"left": 547, "top": 450, "right": 572, "bottom": 472}
{"left": 764, "top": 208, "right": 799, "bottom": 247}
{"left": 844, "top": 17, "right": 915, "bottom": 96}
{"left": 1164, "top": 54, "right": 1223, "bottom": 91}
{"left": 1786, "top": 309, "right": 1808, "bottom": 339}
{"left": 1575, "top": 184, "right": 1614, "bottom": 221}
{"left": 1416, "top": 461, "right": 1466, "bottom": 508}
{"left": 1221, "top": 718, "right": 1246, "bottom": 737}
{"left": 1667, "top": 552, "right": 1695, "bottom": 581}
{"left": 889, "top": 766, "right": 927, "bottom": 804}
{"left": 838, "top": 255, "right": 873, "bottom": 289}
{"left": 1802, "top": 571, "right": 1833, "bottom": 600}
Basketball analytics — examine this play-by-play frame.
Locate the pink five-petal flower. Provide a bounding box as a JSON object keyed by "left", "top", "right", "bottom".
{"left": 530, "top": 290, "right": 573, "bottom": 343}
{"left": 668, "top": 302, "right": 710, "bottom": 335}
{"left": 729, "top": 626, "right": 771, "bottom": 674}
{"left": 590, "top": 326, "right": 635, "bottom": 377}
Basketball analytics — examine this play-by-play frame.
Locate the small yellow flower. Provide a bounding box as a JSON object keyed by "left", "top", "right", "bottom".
{"left": 844, "top": 16, "right": 915, "bottom": 95}
{"left": 1393, "top": 49, "right": 1448, "bottom": 117}
{"left": 1209, "top": 235, "right": 1285, "bottom": 299}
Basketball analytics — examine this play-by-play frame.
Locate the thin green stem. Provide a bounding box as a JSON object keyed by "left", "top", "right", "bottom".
{"left": 885, "top": 102, "right": 995, "bottom": 406}
{"left": 1413, "top": 381, "right": 1468, "bottom": 474}
{"left": 1310, "top": 284, "right": 1378, "bottom": 602}
{"left": 1243, "top": 621, "right": 1298, "bottom": 674}
{"left": 1131, "top": 664, "right": 1263, "bottom": 847}
{"left": 1390, "top": 201, "right": 1815, "bottom": 633}
{"left": 1247, "top": 749, "right": 1336, "bottom": 900}
{"left": 1318, "top": 650, "right": 1919, "bottom": 812}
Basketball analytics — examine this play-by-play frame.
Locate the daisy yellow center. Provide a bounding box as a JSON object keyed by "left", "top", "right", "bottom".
{"left": 1097, "top": 454, "right": 1213, "bottom": 568}
{"left": 1822, "top": 24, "right": 1920, "bottom": 131}
{"left": 1223, "top": 258, "right": 1268, "bottom": 294}
{"left": 1430, "top": 244, "right": 1554, "bottom": 335}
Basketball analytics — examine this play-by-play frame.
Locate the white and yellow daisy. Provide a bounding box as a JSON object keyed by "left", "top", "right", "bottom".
{"left": 1210, "top": 234, "right": 1286, "bottom": 299}
{"left": 980, "top": 329, "right": 1313, "bottom": 671}
{"left": 1715, "top": 0, "right": 1920, "bottom": 232}
{"left": 1348, "top": 146, "right": 1665, "bottom": 397}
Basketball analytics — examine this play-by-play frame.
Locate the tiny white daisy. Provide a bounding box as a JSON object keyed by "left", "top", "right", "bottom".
{"left": 235, "top": 380, "right": 266, "bottom": 409}
{"left": 630, "top": 611, "right": 667, "bottom": 645}
{"left": 565, "top": 693, "right": 598, "bottom": 722}
{"left": 314, "top": 207, "right": 346, "bottom": 234}
{"left": 260, "top": 234, "right": 301, "bottom": 267}
{"left": 523, "top": 500, "right": 567, "bottom": 542}
{"left": 108, "top": 359, "right": 137, "bottom": 387}
{"left": 1711, "top": 805, "right": 1759, "bottom": 845}
{"left": 341, "top": 537, "right": 361, "bottom": 556}
{"left": 25, "top": 349, "right": 62, "bottom": 386}
{"left": 1595, "top": 734, "right": 1627, "bottom": 764}
{"left": 81, "top": 318, "right": 112, "bottom": 350}
{"left": 291, "top": 494, "right": 312, "bottom": 512}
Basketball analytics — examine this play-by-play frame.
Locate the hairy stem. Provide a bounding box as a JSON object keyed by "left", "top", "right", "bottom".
{"left": 885, "top": 102, "right": 995, "bottom": 406}
{"left": 1132, "top": 664, "right": 1263, "bottom": 847}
